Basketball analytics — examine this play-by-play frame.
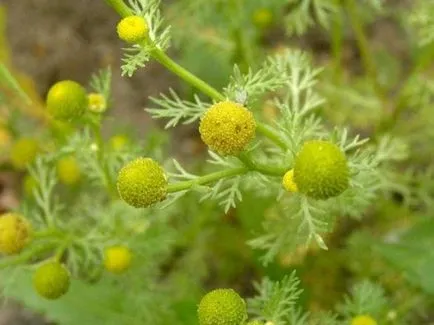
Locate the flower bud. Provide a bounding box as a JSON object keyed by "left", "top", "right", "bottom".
{"left": 33, "top": 261, "right": 70, "bottom": 300}
{"left": 117, "top": 16, "right": 149, "bottom": 43}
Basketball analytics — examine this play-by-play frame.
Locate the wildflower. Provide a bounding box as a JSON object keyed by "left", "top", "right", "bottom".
{"left": 88, "top": 92, "right": 107, "bottom": 113}
{"left": 46, "top": 80, "right": 88, "bottom": 120}
{"left": 110, "top": 134, "right": 129, "bottom": 151}
{"left": 33, "top": 261, "right": 70, "bottom": 299}
{"left": 252, "top": 8, "right": 273, "bottom": 29}
{"left": 351, "top": 315, "right": 377, "bottom": 325}
{"left": 198, "top": 288, "right": 247, "bottom": 325}
{"left": 293, "top": 140, "right": 349, "bottom": 200}
{"left": 199, "top": 101, "right": 256, "bottom": 156}
{"left": 0, "top": 213, "right": 32, "bottom": 255}
{"left": 104, "top": 245, "right": 132, "bottom": 274}
{"left": 117, "top": 15, "right": 149, "bottom": 43}
{"left": 10, "top": 137, "right": 39, "bottom": 170}
{"left": 282, "top": 169, "right": 298, "bottom": 193}
{"left": 57, "top": 156, "right": 81, "bottom": 185}
{"left": 117, "top": 157, "right": 168, "bottom": 208}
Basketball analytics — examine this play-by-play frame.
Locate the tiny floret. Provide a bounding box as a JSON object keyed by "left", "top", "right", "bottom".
{"left": 104, "top": 245, "right": 132, "bottom": 274}
{"left": 0, "top": 213, "right": 32, "bottom": 255}
{"left": 351, "top": 315, "right": 377, "bottom": 325}
{"left": 198, "top": 288, "right": 247, "bottom": 325}
{"left": 252, "top": 8, "right": 273, "bottom": 29}
{"left": 10, "top": 138, "right": 39, "bottom": 170}
{"left": 117, "top": 15, "right": 149, "bottom": 43}
{"left": 199, "top": 101, "right": 256, "bottom": 156}
{"left": 33, "top": 261, "right": 70, "bottom": 300}
{"left": 46, "top": 80, "right": 87, "bottom": 120}
{"left": 294, "top": 140, "right": 349, "bottom": 200}
{"left": 88, "top": 93, "right": 107, "bottom": 113}
{"left": 282, "top": 169, "right": 298, "bottom": 193}
{"left": 57, "top": 156, "right": 81, "bottom": 185}
{"left": 117, "top": 157, "right": 168, "bottom": 208}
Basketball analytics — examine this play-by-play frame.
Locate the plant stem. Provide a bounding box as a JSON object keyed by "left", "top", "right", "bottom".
{"left": 104, "top": 0, "right": 132, "bottom": 18}
{"left": 150, "top": 47, "right": 225, "bottom": 102}
{"left": 0, "top": 244, "right": 55, "bottom": 270}
{"left": 167, "top": 167, "right": 248, "bottom": 193}
{"left": 238, "top": 152, "right": 287, "bottom": 176}
{"left": 256, "top": 123, "right": 286, "bottom": 149}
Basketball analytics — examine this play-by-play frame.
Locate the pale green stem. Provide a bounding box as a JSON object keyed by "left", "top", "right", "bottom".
{"left": 0, "top": 244, "right": 56, "bottom": 270}
{"left": 104, "top": 0, "right": 131, "bottom": 18}
{"left": 167, "top": 167, "right": 248, "bottom": 193}
{"left": 238, "top": 152, "right": 287, "bottom": 176}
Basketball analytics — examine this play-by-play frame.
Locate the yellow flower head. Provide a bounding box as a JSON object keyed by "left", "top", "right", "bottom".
{"left": 110, "top": 134, "right": 129, "bottom": 151}
{"left": 57, "top": 156, "right": 81, "bottom": 185}
{"left": 198, "top": 288, "right": 247, "bottom": 325}
{"left": 294, "top": 140, "right": 349, "bottom": 200}
{"left": 282, "top": 169, "right": 298, "bottom": 193}
{"left": 117, "top": 157, "right": 168, "bottom": 208}
{"left": 252, "top": 8, "right": 273, "bottom": 29}
{"left": 10, "top": 137, "right": 39, "bottom": 170}
{"left": 104, "top": 245, "right": 132, "bottom": 274}
{"left": 199, "top": 101, "right": 256, "bottom": 156}
{"left": 88, "top": 93, "right": 107, "bottom": 113}
{"left": 351, "top": 315, "right": 377, "bottom": 325}
{"left": 117, "top": 15, "right": 149, "bottom": 44}
{"left": 0, "top": 213, "right": 32, "bottom": 255}
{"left": 33, "top": 261, "right": 70, "bottom": 300}
{"left": 46, "top": 80, "right": 88, "bottom": 120}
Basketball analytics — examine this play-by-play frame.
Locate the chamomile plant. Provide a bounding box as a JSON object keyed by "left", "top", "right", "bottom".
{"left": 1, "top": 0, "right": 433, "bottom": 323}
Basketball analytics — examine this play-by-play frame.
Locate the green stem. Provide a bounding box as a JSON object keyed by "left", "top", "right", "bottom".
{"left": 104, "top": 0, "right": 132, "bottom": 18}
{"left": 91, "top": 124, "right": 116, "bottom": 197}
{"left": 167, "top": 167, "right": 248, "bottom": 193}
{"left": 0, "top": 244, "right": 55, "bottom": 270}
{"left": 238, "top": 152, "right": 287, "bottom": 176}
{"left": 256, "top": 123, "right": 286, "bottom": 149}
{"left": 150, "top": 47, "right": 225, "bottom": 102}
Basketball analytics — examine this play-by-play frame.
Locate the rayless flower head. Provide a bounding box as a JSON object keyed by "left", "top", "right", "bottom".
{"left": 199, "top": 101, "right": 256, "bottom": 156}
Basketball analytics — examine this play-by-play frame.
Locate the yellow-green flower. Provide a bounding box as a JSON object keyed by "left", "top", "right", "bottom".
{"left": 117, "top": 157, "right": 168, "bottom": 208}
{"left": 252, "top": 8, "right": 273, "bottom": 29}
{"left": 282, "top": 169, "right": 298, "bottom": 193}
{"left": 199, "top": 101, "right": 256, "bottom": 156}
{"left": 117, "top": 15, "right": 149, "bottom": 43}
{"left": 57, "top": 156, "right": 81, "bottom": 185}
{"left": 23, "top": 174, "right": 39, "bottom": 196}
{"left": 46, "top": 80, "right": 88, "bottom": 120}
{"left": 110, "top": 134, "right": 129, "bottom": 151}
{"left": 88, "top": 92, "right": 107, "bottom": 113}
{"left": 293, "top": 140, "right": 349, "bottom": 200}
{"left": 351, "top": 315, "right": 377, "bottom": 325}
{"left": 104, "top": 245, "right": 132, "bottom": 274}
{"left": 0, "top": 213, "right": 32, "bottom": 255}
{"left": 10, "top": 137, "right": 39, "bottom": 170}
{"left": 33, "top": 261, "right": 70, "bottom": 300}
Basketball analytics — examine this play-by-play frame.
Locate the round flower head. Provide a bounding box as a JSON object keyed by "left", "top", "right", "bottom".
{"left": 117, "top": 15, "right": 149, "bottom": 43}
{"left": 57, "top": 156, "right": 81, "bottom": 185}
{"left": 104, "top": 245, "right": 132, "bottom": 274}
{"left": 88, "top": 93, "right": 107, "bottom": 113}
{"left": 110, "top": 134, "right": 129, "bottom": 151}
{"left": 252, "top": 8, "right": 273, "bottom": 29}
{"left": 0, "top": 213, "right": 32, "bottom": 255}
{"left": 199, "top": 101, "right": 256, "bottom": 156}
{"left": 198, "top": 288, "right": 247, "bottom": 325}
{"left": 282, "top": 169, "right": 298, "bottom": 193}
{"left": 117, "top": 157, "right": 168, "bottom": 208}
{"left": 294, "top": 140, "right": 349, "bottom": 200}
{"left": 46, "top": 80, "right": 87, "bottom": 120}
{"left": 33, "top": 261, "right": 70, "bottom": 300}
{"left": 10, "top": 138, "right": 39, "bottom": 170}
{"left": 351, "top": 315, "right": 377, "bottom": 325}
